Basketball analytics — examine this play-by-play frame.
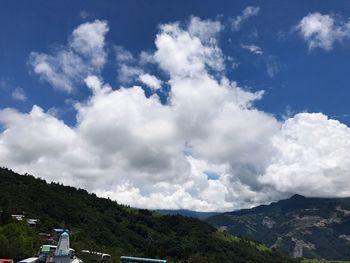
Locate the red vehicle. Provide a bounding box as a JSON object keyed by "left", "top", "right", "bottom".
{"left": 0, "top": 259, "right": 14, "bottom": 263}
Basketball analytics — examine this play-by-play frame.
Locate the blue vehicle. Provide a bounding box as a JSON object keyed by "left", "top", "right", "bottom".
{"left": 120, "top": 256, "right": 166, "bottom": 263}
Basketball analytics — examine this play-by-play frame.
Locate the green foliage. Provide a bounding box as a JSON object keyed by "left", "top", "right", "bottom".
{"left": 0, "top": 222, "right": 40, "bottom": 260}
{"left": 0, "top": 167, "right": 298, "bottom": 263}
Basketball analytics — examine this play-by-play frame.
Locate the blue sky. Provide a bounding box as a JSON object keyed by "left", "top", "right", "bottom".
{"left": 1, "top": 1, "right": 350, "bottom": 211}
{"left": 2, "top": 0, "right": 350, "bottom": 125}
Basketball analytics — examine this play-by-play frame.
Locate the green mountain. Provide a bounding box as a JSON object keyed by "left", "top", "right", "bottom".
{"left": 0, "top": 167, "right": 297, "bottom": 263}
{"left": 206, "top": 194, "right": 350, "bottom": 260}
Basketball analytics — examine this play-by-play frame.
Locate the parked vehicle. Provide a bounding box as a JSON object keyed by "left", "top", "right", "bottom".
{"left": 0, "top": 259, "right": 14, "bottom": 263}
{"left": 80, "top": 250, "right": 111, "bottom": 263}
{"left": 37, "top": 245, "right": 57, "bottom": 263}
{"left": 37, "top": 244, "right": 76, "bottom": 263}
{"left": 17, "top": 258, "right": 38, "bottom": 263}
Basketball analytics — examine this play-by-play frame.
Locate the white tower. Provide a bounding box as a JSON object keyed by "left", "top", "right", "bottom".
{"left": 55, "top": 232, "right": 70, "bottom": 256}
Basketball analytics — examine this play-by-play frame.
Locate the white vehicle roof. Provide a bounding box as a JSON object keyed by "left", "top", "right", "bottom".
{"left": 18, "top": 257, "right": 38, "bottom": 263}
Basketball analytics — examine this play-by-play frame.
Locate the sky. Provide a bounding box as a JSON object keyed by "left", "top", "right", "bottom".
{"left": 1, "top": 0, "right": 350, "bottom": 211}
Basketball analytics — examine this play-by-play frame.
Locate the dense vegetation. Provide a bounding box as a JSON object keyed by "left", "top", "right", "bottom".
{"left": 0, "top": 167, "right": 298, "bottom": 263}
{"left": 206, "top": 194, "right": 350, "bottom": 260}
{"left": 302, "top": 260, "right": 350, "bottom": 263}
{"left": 0, "top": 222, "right": 41, "bottom": 260}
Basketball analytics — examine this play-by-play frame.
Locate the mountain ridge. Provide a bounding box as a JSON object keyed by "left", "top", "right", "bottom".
{"left": 155, "top": 209, "right": 219, "bottom": 220}
{"left": 206, "top": 194, "right": 350, "bottom": 260}
{"left": 0, "top": 167, "right": 297, "bottom": 263}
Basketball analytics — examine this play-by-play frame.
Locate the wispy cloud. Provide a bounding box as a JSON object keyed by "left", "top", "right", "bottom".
{"left": 79, "top": 10, "right": 90, "bottom": 20}
{"left": 296, "top": 12, "right": 350, "bottom": 50}
{"left": 11, "top": 87, "right": 27, "bottom": 101}
{"left": 241, "top": 44, "right": 263, "bottom": 55}
{"left": 231, "top": 6, "right": 260, "bottom": 31}
{"left": 115, "top": 45, "right": 143, "bottom": 84}
{"left": 0, "top": 78, "right": 9, "bottom": 90}
{"left": 266, "top": 56, "right": 282, "bottom": 78}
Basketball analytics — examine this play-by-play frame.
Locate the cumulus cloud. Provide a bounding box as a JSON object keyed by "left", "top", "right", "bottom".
{"left": 11, "top": 87, "right": 27, "bottom": 101}
{"left": 0, "top": 106, "right": 76, "bottom": 165}
{"left": 296, "top": 12, "right": 350, "bottom": 50}
{"left": 2, "top": 17, "right": 350, "bottom": 211}
{"left": 231, "top": 6, "right": 260, "bottom": 31}
{"left": 29, "top": 20, "right": 109, "bottom": 92}
{"left": 260, "top": 113, "right": 350, "bottom": 197}
{"left": 155, "top": 19, "right": 225, "bottom": 77}
{"left": 241, "top": 44, "right": 263, "bottom": 55}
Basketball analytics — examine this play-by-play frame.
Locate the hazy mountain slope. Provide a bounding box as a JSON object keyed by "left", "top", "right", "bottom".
{"left": 206, "top": 194, "right": 350, "bottom": 260}
{"left": 0, "top": 167, "right": 297, "bottom": 263}
{"left": 155, "top": 209, "right": 219, "bottom": 220}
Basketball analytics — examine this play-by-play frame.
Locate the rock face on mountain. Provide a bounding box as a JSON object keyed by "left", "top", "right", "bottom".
{"left": 206, "top": 194, "right": 350, "bottom": 260}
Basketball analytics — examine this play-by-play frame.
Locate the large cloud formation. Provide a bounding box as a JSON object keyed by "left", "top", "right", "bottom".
{"left": 1, "top": 17, "right": 350, "bottom": 211}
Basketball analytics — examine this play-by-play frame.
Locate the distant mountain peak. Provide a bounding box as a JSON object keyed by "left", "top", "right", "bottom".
{"left": 289, "top": 194, "right": 306, "bottom": 199}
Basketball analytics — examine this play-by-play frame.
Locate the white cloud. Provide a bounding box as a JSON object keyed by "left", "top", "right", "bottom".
{"left": 11, "top": 87, "right": 27, "bottom": 101}
{"left": 0, "top": 106, "right": 76, "bottom": 165}
{"left": 188, "top": 16, "right": 222, "bottom": 43}
{"left": 154, "top": 20, "right": 225, "bottom": 77}
{"left": 115, "top": 45, "right": 134, "bottom": 63}
{"left": 296, "top": 12, "right": 350, "bottom": 50}
{"left": 29, "top": 51, "right": 84, "bottom": 92}
{"left": 70, "top": 20, "right": 109, "bottom": 69}
{"left": 115, "top": 46, "right": 144, "bottom": 84}
{"left": 241, "top": 44, "right": 263, "bottom": 55}
{"left": 139, "top": 51, "right": 156, "bottom": 65}
{"left": 139, "top": 74, "right": 162, "bottom": 90}
{"left": 266, "top": 56, "right": 281, "bottom": 78}
{"left": 79, "top": 10, "right": 90, "bottom": 20}
{"left": 119, "top": 65, "right": 143, "bottom": 84}
{"left": 84, "top": 75, "right": 103, "bottom": 93}
{"left": 231, "top": 6, "right": 260, "bottom": 31}
{"left": 2, "top": 17, "right": 350, "bottom": 212}
{"left": 260, "top": 113, "right": 350, "bottom": 197}
{"left": 29, "top": 20, "right": 109, "bottom": 92}
{"left": 0, "top": 79, "right": 9, "bottom": 90}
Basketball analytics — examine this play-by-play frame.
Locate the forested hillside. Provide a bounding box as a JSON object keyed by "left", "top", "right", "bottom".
{"left": 0, "top": 167, "right": 298, "bottom": 263}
